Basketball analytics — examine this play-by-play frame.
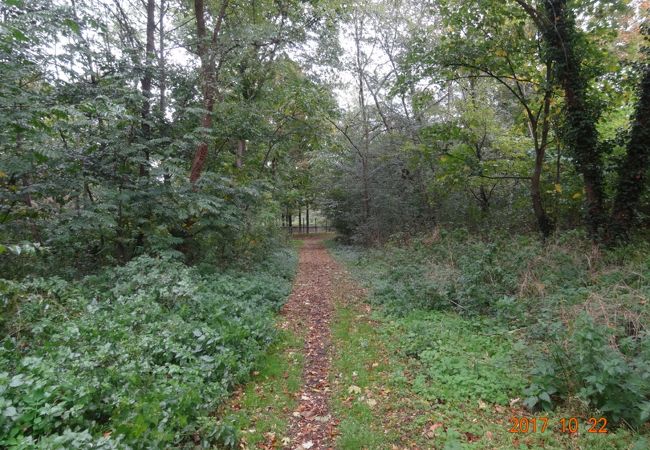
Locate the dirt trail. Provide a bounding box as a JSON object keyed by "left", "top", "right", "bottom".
{"left": 279, "top": 237, "right": 340, "bottom": 450}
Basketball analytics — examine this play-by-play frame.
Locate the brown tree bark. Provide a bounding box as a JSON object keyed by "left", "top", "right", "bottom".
{"left": 189, "top": 0, "right": 229, "bottom": 185}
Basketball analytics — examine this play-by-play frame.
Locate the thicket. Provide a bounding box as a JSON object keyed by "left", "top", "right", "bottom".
{"left": 316, "top": 0, "right": 649, "bottom": 245}
{"left": 331, "top": 230, "right": 650, "bottom": 429}
{"left": 0, "top": 248, "right": 297, "bottom": 448}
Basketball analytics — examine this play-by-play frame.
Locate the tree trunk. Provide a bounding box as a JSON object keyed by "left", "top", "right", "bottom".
{"left": 139, "top": 0, "right": 155, "bottom": 176}
{"left": 542, "top": 0, "right": 606, "bottom": 238}
{"left": 610, "top": 63, "right": 650, "bottom": 239}
{"left": 306, "top": 203, "right": 310, "bottom": 234}
{"left": 236, "top": 139, "right": 245, "bottom": 168}
{"left": 531, "top": 146, "right": 554, "bottom": 238}
{"left": 189, "top": 0, "right": 228, "bottom": 185}
{"left": 531, "top": 72, "right": 555, "bottom": 239}
{"left": 355, "top": 16, "right": 372, "bottom": 223}
{"left": 158, "top": 0, "right": 166, "bottom": 116}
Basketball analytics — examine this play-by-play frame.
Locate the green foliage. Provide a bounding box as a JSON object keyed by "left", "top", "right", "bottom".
{"left": 330, "top": 240, "right": 648, "bottom": 449}
{"left": 224, "top": 330, "right": 304, "bottom": 447}
{"left": 0, "top": 248, "right": 297, "bottom": 448}
{"left": 329, "top": 230, "right": 650, "bottom": 428}
{"left": 399, "top": 312, "right": 525, "bottom": 405}
{"left": 529, "top": 314, "right": 650, "bottom": 427}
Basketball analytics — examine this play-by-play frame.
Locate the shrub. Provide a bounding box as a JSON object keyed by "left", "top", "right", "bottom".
{"left": 330, "top": 230, "right": 650, "bottom": 428}
{"left": 527, "top": 314, "right": 650, "bottom": 427}
{"left": 0, "top": 248, "right": 297, "bottom": 448}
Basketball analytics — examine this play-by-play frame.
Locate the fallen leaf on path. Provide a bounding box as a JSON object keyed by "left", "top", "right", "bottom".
{"left": 301, "top": 440, "right": 314, "bottom": 449}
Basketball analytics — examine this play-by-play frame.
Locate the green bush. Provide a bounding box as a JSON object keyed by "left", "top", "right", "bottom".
{"left": 0, "top": 248, "right": 297, "bottom": 448}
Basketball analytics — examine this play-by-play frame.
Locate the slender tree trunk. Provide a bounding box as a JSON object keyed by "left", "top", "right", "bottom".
{"left": 355, "top": 16, "right": 371, "bottom": 222}
{"left": 189, "top": 0, "right": 228, "bottom": 185}
{"left": 531, "top": 147, "right": 553, "bottom": 237}
{"left": 135, "top": 0, "right": 156, "bottom": 250}
{"left": 298, "top": 208, "right": 302, "bottom": 233}
{"left": 306, "top": 203, "right": 310, "bottom": 234}
{"left": 158, "top": 0, "right": 166, "bottom": 116}
{"left": 235, "top": 139, "right": 245, "bottom": 168}
{"left": 141, "top": 0, "right": 155, "bottom": 134}
{"left": 530, "top": 73, "right": 555, "bottom": 238}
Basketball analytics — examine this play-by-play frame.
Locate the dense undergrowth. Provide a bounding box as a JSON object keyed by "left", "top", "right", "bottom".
{"left": 329, "top": 229, "right": 650, "bottom": 433}
{"left": 0, "top": 247, "right": 297, "bottom": 449}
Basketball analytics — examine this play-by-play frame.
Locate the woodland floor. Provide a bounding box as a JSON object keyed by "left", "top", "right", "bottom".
{"left": 224, "top": 237, "right": 646, "bottom": 450}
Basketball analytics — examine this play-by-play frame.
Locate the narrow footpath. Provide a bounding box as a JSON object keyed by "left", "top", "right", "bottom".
{"left": 279, "top": 237, "right": 340, "bottom": 450}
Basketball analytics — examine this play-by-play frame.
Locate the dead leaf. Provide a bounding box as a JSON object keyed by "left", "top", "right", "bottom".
{"left": 465, "top": 432, "right": 480, "bottom": 442}
{"left": 301, "top": 441, "right": 314, "bottom": 449}
{"left": 348, "top": 385, "right": 362, "bottom": 394}
{"left": 425, "top": 422, "right": 444, "bottom": 438}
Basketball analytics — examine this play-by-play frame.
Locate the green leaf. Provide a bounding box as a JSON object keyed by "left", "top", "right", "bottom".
{"left": 3, "top": 406, "right": 18, "bottom": 419}
{"left": 11, "top": 28, "right": 28, "bottom": 42}
{"left": 63, "top": 19, "right": 81, "bottom": 35}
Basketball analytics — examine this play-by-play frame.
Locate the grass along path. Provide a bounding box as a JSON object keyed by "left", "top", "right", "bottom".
{"left": 219, "top": 237, "right": 340, "bottom": 449}
{"left": 328, "top": 242, "right": 647, "bottom": 450}
{"left": 329, "top": 286, "right": 639, "bottom": 449}
{"left": 223, "top": 237, "right": 646, "bottom": 449}
{"left": 221, "top": 330, "right": 304, "bottom": 449}
{"left": 226, "top": 236, "right": 343, "bottom": 449}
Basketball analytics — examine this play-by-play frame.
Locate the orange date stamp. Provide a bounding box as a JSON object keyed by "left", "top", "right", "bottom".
{"left": 509, "top": 417, "right": 608, "bottom": 433}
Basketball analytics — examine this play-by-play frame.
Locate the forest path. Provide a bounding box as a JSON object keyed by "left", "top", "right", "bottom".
{"left": 279, "top": 236, "right": 341, "bottom": 450}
